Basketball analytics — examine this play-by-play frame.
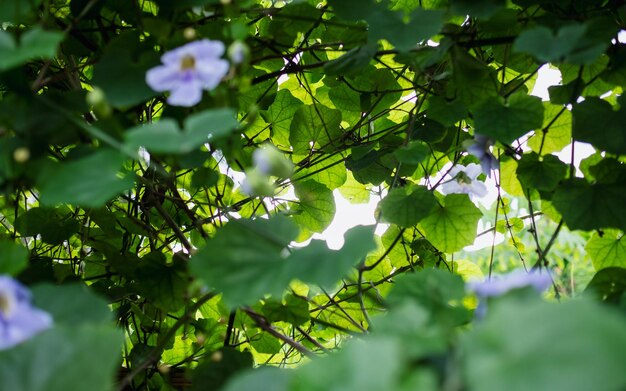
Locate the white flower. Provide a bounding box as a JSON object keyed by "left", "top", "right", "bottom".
{"left": 145, "top": 40, "right": 229, "bottom": 107}
{"left": 441, "top": 163, "right": 487, "bottom": 197}
{"left": 252, "top": 144, "right": 294, "bottom": 178}
{"left": 463, "top": 134, "right": 499, "bottom": 177}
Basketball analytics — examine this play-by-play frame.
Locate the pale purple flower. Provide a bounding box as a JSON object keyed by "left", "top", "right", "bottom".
{"left": 252, "top": 144, "right": 294, "bottom": 178}
{"left": 463, "top": 134, "right": 499, "bottom": 177}
{"left": 0, "top": 276, "right": 52, "bottom": 350}
{"left": 441, "top": 163, "right": 487, "bottom": 197}
{"left": 146, "top": 39, "right": 229, "bottom": 107}
{"left": 468, "top": 269, "right": 552, "bottom": 318}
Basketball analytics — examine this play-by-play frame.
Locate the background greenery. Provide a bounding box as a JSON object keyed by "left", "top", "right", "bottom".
{"left": 1, "top": 0, "right": 626, "bottom": 390}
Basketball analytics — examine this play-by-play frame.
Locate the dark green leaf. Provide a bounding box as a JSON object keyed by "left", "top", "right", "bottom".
{"left": 572, "top": 97, "right": 626, "bottom": 155}
{"left": 516, "top": 152, "right": 568, "bottom": 192}
{"left": 472, "top": 93, "right": 544, "bottom": 144}
{"left": 379, "top": 185, "right": 436, "bottom": 227}
{"left": 553, "top": 179, "right": 626, "bottom": 231}
{"left": 0, "top": 28, "right": 64, "bottom": 71}
{"left": 0, "top": 240, "right": 28, "bottom": 275}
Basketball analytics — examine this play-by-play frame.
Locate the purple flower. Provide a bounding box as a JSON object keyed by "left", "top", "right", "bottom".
{"left": 463, "top": 134, "right": 499, "bottom": 177}
{"left": 146, "top": 40, "right": 230, "bottom": 107}
{"left": 0, "top": 276, "right": 53, "bottom": 350}
{"left": 468, "top": 270, "right": 552, "bottom": 318}
{"left": 441, "top": 163, "right": 487, "bottom": 198}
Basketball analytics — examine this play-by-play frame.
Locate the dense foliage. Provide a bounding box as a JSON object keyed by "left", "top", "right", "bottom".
{"left": 1, "top": 0, "right": 626, "bottom": 390}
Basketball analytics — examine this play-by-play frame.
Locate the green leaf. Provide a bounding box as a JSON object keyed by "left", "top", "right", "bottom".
{"left": 190, "top": 216, "right": 297, "bottom": 307}
{"left": 472, "top": 93, "right": 545, "bottom": 144}
{"left": 0, "top": 240, "right": 28, "bottom": 275}
{"left": 324, "top": 44, "right": 378, "bottom": 77}
{"left": 450, "top": 0, "right": 505, "bottom": 18}
{"left": 0, "top": 0, "right": 43, "bottom": 23}
{"left": 379, "top": 185, "right": 436, "bottom": 227}
{"left": 393, "top": 141, "right": 430, "bottom": 165}
{"left": 0, "top": 326, "right": 122, "bottom": 391}
{"left": 0, "top": 28, "right": 64, "bottom": 71}
{"left": 368, "top": 9, "right": 444, "bottom": 52}
{"left": 14, "top": 207, "right": 80, "bottom": 245}
{"left": 463, "top": 299, "right": 626, "bottom": 391}
{"left": 266, "top": 90, "right": 304, "bottom": 148}
{"left": 191, "top": 219, "right": 374, "bottom": 307}
{"left": 552, "top": 179, "right": 626, "bottom": 231}
{"left": 221, "top": 367, "right": 291, "bottom": 391}
{"left": 584, "top": 267, "right": 626, "bottom": 303}
{"left": 572, "top": 97, "right": 626, "bottom": 155}
{"left": 293, "top": 337, "right": 404, "bottom": 391}
{"left": 289, "top": 104, "right": 342, "bottom": 154}
{"left": 386, "top": 268, "right": 469, "bottom": 327}
{"left": 0, "top": 283, "right": 122, "bottom": 391}
{"left": 287, "top": 225, "right": 376, "bottom": 288}
{"left": 262, "top": 295, "right": 310, "bottom": 326}
{"left": 516, "top": 152, "right": 568, "bottom": 192}
{"left": 191, "top": 349, "right": 253, "bottom": 391}
{"left": 291, "top": 180, "right": 336, "bottom": 240}
{"left": 31, "top": 284, "right": 113, "bottom": 326}
{"left": 528, "top": 103, "right": 572, "bottom": 155}
{"left": 585, "top": 230, "right": 626, "bottom": 270}
{"left": 125, "top": 108, "right": 238, "bottom": 154}
{"left": 420, "top": 194, "right": 482, "bottom": 252}
{"left": 426, "top": 96, "right": 467, "bottom": 127}
{"left": 37, "top": 149, "right": 134, "bottom": 208}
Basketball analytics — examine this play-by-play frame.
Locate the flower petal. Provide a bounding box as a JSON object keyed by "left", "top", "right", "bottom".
{"left": 441, "top": 181, "right": 465, "bottom": 194}
{"left": 146, "top": 64, "right": 181, "bottom": 92}
{"left": 195, "top": 59, "right": 229, "bottom": 90}
{"left": 465, "top": 163, "right": 483, "bottom": 179}
{"left": 167, "top": 80, "right": 203, "bottom": 107}
{"left": 468, "top": 180, "right": 487, "bottom": 197}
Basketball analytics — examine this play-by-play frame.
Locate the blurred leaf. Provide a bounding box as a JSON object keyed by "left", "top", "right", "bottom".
{"left": 393, "top": 141, "right": 430, "bottom": 165}
{"left": 37, "top": 149, "right": 134, "bottom": 208}
{"left": 379, "top": 185, "right": 436, "bottom": 227}
{"left": 420, "top": 194, "right": 482, "bottom": 252}
{"left": 0, "top": 240, "right": 28, "bottom": 275}
{"left": 463, "top": 299, "right": 626, "bottom": 391}
{"left": 221, "top": 367, "right": 291, "bottom": 391}
{"left": 191, "top": 349, "right": 253, "bottom": 391}
{"left": 585, "top": 230, "right": 626, "bottom": 270}
{"left": 31, "top": 284, "right": 112, "bottom": 326}
{"left": 572, "top": 96, "right": 626, "bottom": 155}
{"left": 0, "top": 0, "right": 43, "bottom": 23}
{"left": 293, "top": 337, "right": 404, "bottom": 391}
{"left": 91, "top": 31, "right": 158, "bottom": 107}
{"left": 450, "top": 0, "right": 505, "bottom": 18}
{"left": 0, "top": 28, "right": 64, "bottom": 71}
{"left": 125, "top": 108, "right": 238, "bottom": 154}
{"left": 14, "top": 207, "right": 80, "bottom": 245}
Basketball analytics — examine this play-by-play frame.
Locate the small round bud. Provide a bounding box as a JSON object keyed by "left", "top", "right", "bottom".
{"left": 13, "top": 147, "right": 30, "bottom": 163}
{"left": 220, "top": 0, "right": 231, "bottom": 4}
{"left": 227, "top": 40, "right": 250, "bottom": 65}
{"left": 157, "top": 364, "right": 171, "bottom": 374}
{"left": 210, "top": 351, "right": 223, "bottom": 362}
{"left": 183, "top": 27, "right": 196, "bottom": 40}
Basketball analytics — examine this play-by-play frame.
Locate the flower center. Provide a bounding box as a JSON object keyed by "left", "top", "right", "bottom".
{"left": 0, "top": 292, "right": 14, "bottom": 317}
{"left": 455, "top": 171, "right": 472, "bottom": 185}
{"left": 180, "top": 55, "right": 196, "bottom": 70}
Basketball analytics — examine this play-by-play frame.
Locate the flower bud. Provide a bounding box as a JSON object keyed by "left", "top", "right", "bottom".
{"left": 252, "top": 144, "right": 294, "bottom": 178}
{"left": 228, "top": 40, "right": 249, "bottom": 65}
{"left": 13, "top": 147, "right": 30, "bottom": 163}
{"left": 240, "top": 169, "right": 276, "bottom": 197}
{"left": 183, "top": 27, "right": 196, "bottom": 41}
{"left": 86, "top": 87, "right": 112, "bottom": 118}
